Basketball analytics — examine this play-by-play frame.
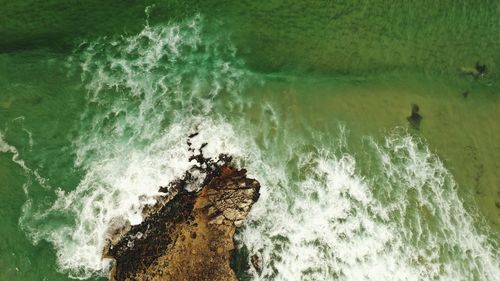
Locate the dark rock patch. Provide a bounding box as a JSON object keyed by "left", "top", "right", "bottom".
{"left": 407, "top": 104, "right": 422, "bottom": 129}
{"left": 104, "top": 134, "right": 260, "bottom": 281}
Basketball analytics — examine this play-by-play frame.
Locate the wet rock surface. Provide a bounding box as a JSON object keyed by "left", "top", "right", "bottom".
{"left": 250, "top": 254, "right": 262, "bottom": 275}
{"left": 104, "top": 139, "right": 260, "bottom": 281}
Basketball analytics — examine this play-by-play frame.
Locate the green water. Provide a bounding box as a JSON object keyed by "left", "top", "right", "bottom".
{"left": 0, "top": 1, "right": 499, "bottom": 280}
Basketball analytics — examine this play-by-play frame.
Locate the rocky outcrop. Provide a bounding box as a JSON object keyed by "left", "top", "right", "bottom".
{"left": 103, "top": 143, "right": 260, "bottom": 281}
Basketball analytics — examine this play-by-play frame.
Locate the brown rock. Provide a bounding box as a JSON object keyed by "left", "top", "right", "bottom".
{"left": 104, "top": 156, "right": 260, "bottom": 281}
{"left": 251, "top": 254, "right": 262, "bottom": 275}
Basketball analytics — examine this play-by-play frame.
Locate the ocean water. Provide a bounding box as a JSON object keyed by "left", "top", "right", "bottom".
{"left": 0, "top": 2, "right": 499, "bottom": 281}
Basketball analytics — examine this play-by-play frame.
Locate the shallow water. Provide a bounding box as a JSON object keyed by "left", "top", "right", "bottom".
{"left": 0, "top": 2, "right": 499, "bottom": 280}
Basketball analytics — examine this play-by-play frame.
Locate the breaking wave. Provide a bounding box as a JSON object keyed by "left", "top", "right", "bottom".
{"left": 237, "top": 129, "right": 500, "bottom": 281}
{"left": 19, "top": 15, "right": 253, "bottom": 279}
{"left": 8, "top": 12, "right": 497, "bottom": 281}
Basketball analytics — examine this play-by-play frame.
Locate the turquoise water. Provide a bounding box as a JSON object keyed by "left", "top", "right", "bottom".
{"left": 1, "top": 2, "right": 499, "bottom": 280}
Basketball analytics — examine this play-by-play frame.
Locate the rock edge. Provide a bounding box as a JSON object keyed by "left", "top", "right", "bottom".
{"left": 103, "top": 151, "right": 260, "bottom": 281}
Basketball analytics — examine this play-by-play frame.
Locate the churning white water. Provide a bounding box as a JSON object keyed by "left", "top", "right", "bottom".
{"left": 237, "top": 130, "right": 499, "bottom": 281}
{"left": 20, "top": 15, "right": 252, "bottom": 279}
{"left": 12, "top": 14, "right": 498, "bottom": 281}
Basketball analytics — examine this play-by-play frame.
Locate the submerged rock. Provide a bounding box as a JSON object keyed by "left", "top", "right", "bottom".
{"left": 103, "top": 142, "right": 260, "bottom": 281}
{"left": 250, "top": 254, "right": 263, "bottom": 275}
{"left": 407, "top": 103, "right": 422, "bottom": 129}
{"left": 475, "top": 62, "right": 487, "bottom": 75}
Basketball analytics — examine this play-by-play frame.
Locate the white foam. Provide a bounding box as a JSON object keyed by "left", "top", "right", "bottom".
{"left": 236, "top": 129, "right": 499, "bottom": 281}
{"left": 13, "top": 10, "right": 498, "bottom": 281}
{"left": 21, "top": 116, "right": 248, "bottom": 279}
{"left": 0, "top": 131, "right": 48, "bottom": 193}
{"left": 19, "top": 14, "right": 252, "bottom": 279}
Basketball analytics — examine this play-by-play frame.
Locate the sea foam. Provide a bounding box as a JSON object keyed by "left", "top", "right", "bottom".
{"left": 12, "top": 11, "right": 498, "bottom": 281}
{"left": 19, "top": 14, "right": 252, "bottom": 279}
{"left": 236, "top": 128, "right": 500, "bottom": 281}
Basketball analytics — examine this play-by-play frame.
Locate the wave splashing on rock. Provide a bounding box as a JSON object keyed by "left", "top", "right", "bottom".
{"left": 19, "top": 14, "right": 253, "bottom": 279}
